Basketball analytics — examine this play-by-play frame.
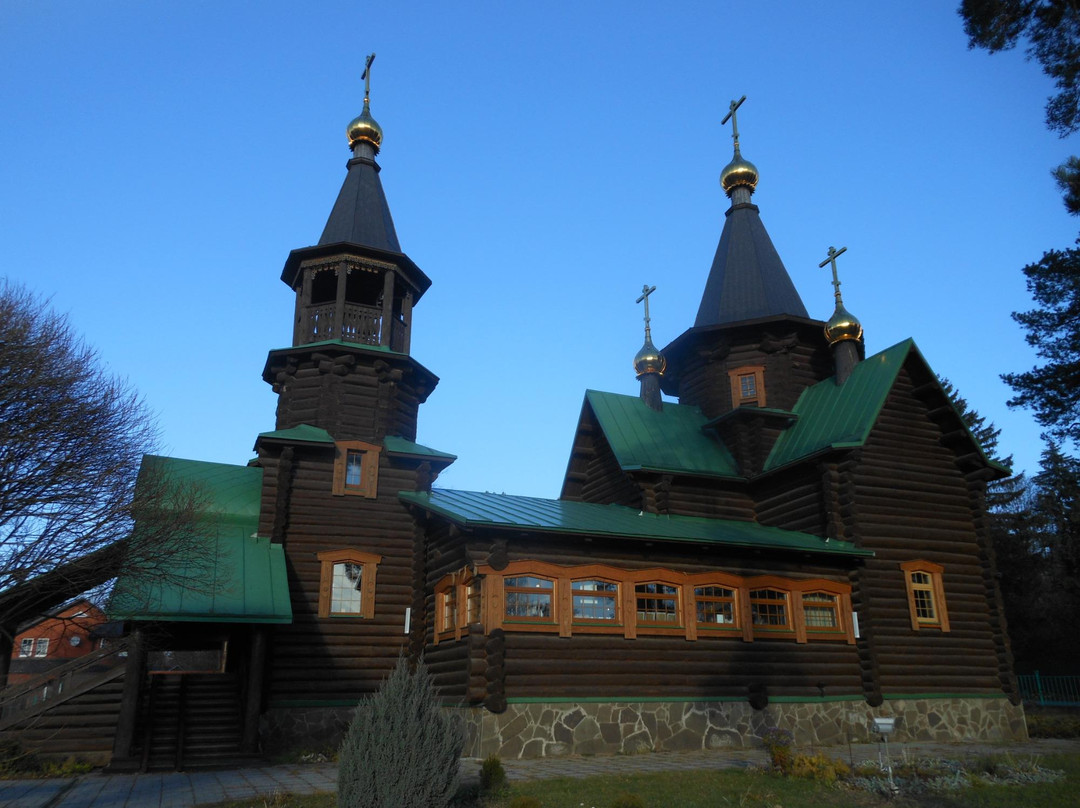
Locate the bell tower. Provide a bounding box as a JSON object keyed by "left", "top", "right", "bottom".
{"left": 263, "top": 56, "right": 439, "bottom": 444}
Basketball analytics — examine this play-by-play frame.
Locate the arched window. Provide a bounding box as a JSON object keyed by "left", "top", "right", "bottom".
{"left": 317, "top": 549, "right": 382, "bottom": 618}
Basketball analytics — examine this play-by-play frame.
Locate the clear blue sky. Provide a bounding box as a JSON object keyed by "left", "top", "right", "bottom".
{"left": 2, "top": 1, "right": 1076, "bottom": 497}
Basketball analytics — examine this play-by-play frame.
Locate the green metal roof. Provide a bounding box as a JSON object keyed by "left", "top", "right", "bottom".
{"left": 268, "top": 338, "right": 408, "bottom": 358}
{"left": 764, "top": 339, "right": 1006, "bottom": 474}
{"left": 585, "top": 390, "right": 741, "bottom": 479}
{"left": 109, "top": 456, "right": 292, "bottom": 624}
{"left": 383, "top": 435, "right": 457, "bottom": 462}
{"left": 399, "top": 489, "right": 870, "bottom": 558}
{"left": 257, "top": 424, "right": 335, "bottom": 444}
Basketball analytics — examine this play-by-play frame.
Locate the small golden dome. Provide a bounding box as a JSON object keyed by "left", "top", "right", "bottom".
{"left": 347, "top": 103, "right": 383, "bottom": 154}
{"left": 720, "top": 152, "right": 759, "bottom": 195}
{"left": 634, "top": 337, "right": 666, "bottom": 377}
{"left": 824, "top": 303, "right": 863, "bottom": 345}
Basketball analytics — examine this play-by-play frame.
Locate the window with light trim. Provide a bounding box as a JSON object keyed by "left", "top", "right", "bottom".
{"left": 636, "top": 582, "right": 681, "bottom": 625}
{"left": 33, "top": 638, "right": 49, "bottom": 657}
{"left": 332, "top": 440, "right": 381, "bottom": 498}
{"left": 18, "top": 638, "right": 33, "bottom": 657}
{"left": 750, "top": 588, "right": 790, "bottom": 630}
{"left": 504, "top": 575, "right": 555, "bottom": 622}
{"left": 694, "top": 585, "right": 739, "bottom": 630}
{"left": 900, "top": 560, "right": 950, "bottom": 632}
{"left": 317, "top": 549, "right": 382, "bottom": 618}
{"left": 728, "top": 365, "right": 766, "bottom": 407}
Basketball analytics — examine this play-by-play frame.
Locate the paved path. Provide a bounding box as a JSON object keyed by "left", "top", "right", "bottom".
{"left": 2, "top": 739, "right": 1078, "bottom": 808}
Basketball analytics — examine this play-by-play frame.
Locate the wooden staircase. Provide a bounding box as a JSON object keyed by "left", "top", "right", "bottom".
{"left": 135, "top": 673, "right": 259, "bottom": 771}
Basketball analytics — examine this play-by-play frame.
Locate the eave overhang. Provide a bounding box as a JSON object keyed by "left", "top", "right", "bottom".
{"left": 280, "top": 241, "right": 432, "bottom": 301}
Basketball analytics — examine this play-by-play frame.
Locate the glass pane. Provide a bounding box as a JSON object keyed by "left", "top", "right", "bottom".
{"left": 505, "top": 591, "right": 551, "bottom": 619}
{"left": 695, "top": 586, "right": 733, "bottom": 598}
{"left": 467, "top": 583, "right": 481, "bottom": 623}
{"left": 805, "top": 605, "right": 837, "bottom": 628}
{"left": 505, "top": 576, "right": 553, "bottom": 589}
{"left": 19, "top": 639, "right": 33, "bottom": 657}
{"left": 911, "top": 572, "right": 931, "bottom": 585}
{"left": 331, "top": 562, "right": 364, "bottom": 614}
{"left": 345, "top": 451, "right": 363, "bottom": 487}
{"left": 442, "top": 589, "right": 457, "bottom": 630}
{"left": 33, "top": 638, "right": 49, "bottom": 657}
{"left": 739, "top": 374, "right": 757, "bottom": 398}
{"left": 636, "top": 583, "right": 679, "bottom": 623}
{"left": 697, "top": 599, "right": 735, "bottom": 625}
{"left": 913, "top": 588, "right": 936, "bottom": 620}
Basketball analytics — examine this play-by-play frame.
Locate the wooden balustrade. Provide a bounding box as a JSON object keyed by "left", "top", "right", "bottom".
{"left": 301, "top": 303, "right": 405, "bottom": 351}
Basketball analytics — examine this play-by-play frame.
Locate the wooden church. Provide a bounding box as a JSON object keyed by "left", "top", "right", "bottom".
{"left": 2, "top": 76, "right": 1027, "bottom": 766}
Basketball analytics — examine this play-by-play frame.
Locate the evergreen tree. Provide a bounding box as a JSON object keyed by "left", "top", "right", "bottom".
{"left": 1000, "top": 244, "right": 1080, "bottom": 451}
{"left": 338, "top": 655, "right": 464, "bottom": 808}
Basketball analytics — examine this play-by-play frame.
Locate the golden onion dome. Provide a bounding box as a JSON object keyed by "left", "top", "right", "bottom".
{"left": 720, "top": 152, "right": 759, "bottom": 195}
{"left": 634, "top": 337, "right": 666, "bottom": 377}
{"left": 347, "top": 103, "right": 383, "bottom": 154}
{"left": 824, "top": 303, "right": 863, "bottom": 345}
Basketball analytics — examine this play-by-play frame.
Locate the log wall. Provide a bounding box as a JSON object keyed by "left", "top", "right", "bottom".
{"left": 852, "top": 365, "right": 1003, "bottom": 697}
{"left": 450, "top": 534, "right": 862, "bottom": 703}
{"left": 671, "top": 324, "right": 833, "bottom": 420}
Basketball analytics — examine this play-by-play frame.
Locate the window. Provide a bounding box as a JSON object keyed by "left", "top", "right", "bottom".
{"left": 504, "top": 576, "right": 554, "bottom": 621}
{"left": 572, "top": 579, "right": 619, "bottom": 622}
{"left": 636, "top": 582, "right": 680, "bottom": 624}
{"left": 802, "top": 592, "right": 841, "bottom": 632}
{"left": 19, "top": 638, "right": 33, "bottom": 657}
{"left": 33, "top": 638, "right": 50, "bottom": 657}
{"left": 695, "top": 585, "right": 738, "bottom": 628}
{"left": 332, "top": 440, "right": 381, "bottom": 498}
{"left": 317, "top": 549, "right": 382, "bottom": 618}
{"left": 440, "top": 586, "right": 458, "bottom": 632}
{"left": 466, "top": 579, "right": 482, "bottom": 624}
{"left": 900, "top": 560, "right": 950, "bottom": 632}
{"left": 728, "top": 366, "right": 766, "bottom": 407}
{"left": 750, "top": 588, "right": 789, "bottom": 629}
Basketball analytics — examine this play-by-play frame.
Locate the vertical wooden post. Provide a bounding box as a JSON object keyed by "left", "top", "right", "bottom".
{"left": 112, "top": 629, "right": 147, "bottom": 762}
{"left": 380, "top": 270, "right": 395, "bottom": 347}
{"left": 335, "top": 264, "right": 348, "bottom": 340}
{"left": 241, "top": 628, "right": 268, "bottom": 753}
{"left": 401, "top": 290, "right": 413, "bottom": 353}
{"left": 298, "top": 269, "right": 314, "bottom": 344}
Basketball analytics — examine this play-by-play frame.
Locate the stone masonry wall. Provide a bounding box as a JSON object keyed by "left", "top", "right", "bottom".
{"left": 460, "top": 697, "right": 1028, "bottom": 759}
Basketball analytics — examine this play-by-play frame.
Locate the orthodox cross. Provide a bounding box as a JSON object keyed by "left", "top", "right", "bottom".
{"left": 818, "top": 245, "right": 849, "bottom": 303}
{"left": 636, "top": 284, "right": 657, "bottom": 339}
{"left": 361, "top": 53, "right": 376, "bottom": 104}
{"left": 721, "top": 95, "right": 747, "bottom": 149}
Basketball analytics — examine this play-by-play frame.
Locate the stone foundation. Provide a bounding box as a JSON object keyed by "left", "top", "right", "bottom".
{"left": 461, "top": 697, "right": 1028, "bottom": 759}
{"left": 260, "top": 706, "right": 355, "bottom": 755}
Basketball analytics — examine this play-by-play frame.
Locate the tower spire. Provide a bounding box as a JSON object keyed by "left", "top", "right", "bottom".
{"left": 819, "top": 245, "right": 863, "bottom": 385}
{"left": 634, "top": 284, "right": 666, "bottom": 411}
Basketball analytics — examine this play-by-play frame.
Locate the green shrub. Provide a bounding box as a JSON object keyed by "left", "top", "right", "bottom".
{"left": 337, "top": 655, "right": 464, "bottom": 808}
{"left": 759, "top": 727, "right": 794, "bottom": 774}
{"left": 508, "top": 798, "right": 542, "bottom": 808}
{"left": 610, "top": 793, "right": 646, "bottom": 808}
{"left": 479, "top": 755, "right": 507, "bottom": 794}
{"left": 1026, "top": 712, "right": 1080, "bottom": 738}
{"left": 788, "top": 751, "right": 850, "bottom": 782}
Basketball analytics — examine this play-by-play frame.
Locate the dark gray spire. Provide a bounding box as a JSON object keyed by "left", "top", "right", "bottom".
{"left": 693, "top": 203, "right": 809, "bottom": 326}
{"left": 318, "top": 152, "right": 401, "bottom": 252}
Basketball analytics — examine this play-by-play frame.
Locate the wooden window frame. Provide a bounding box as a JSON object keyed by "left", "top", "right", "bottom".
{"left": 332, "top": 440, "right": 381, "bottom": 498}
{"left": 457, "top": 561, "right": 855, "bottom": 645}
{"left": 434, "top": 569, "right": 482, "bottom": 644}
{"left": 570, "top": 577, "right": 621, "bottom": 630}
{"left": 317, "top": 549, "right": 382, "bottom": 618}
{"left": 900, "top": 560, "right": 950, "bottom": 632}
{"left": 728, "top": 365, "right": 766, "bottom": 408}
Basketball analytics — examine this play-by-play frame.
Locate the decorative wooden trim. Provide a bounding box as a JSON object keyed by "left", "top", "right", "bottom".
{"left": 316, "top": 549, "right": 382, "bottom": 619}
{"left": 458, "top": 560, "right": 854, "bottom": 645}
{"left": 728, "top": 365, "right": 766, "bottom": 408}
{"left": 900, "top": 560, "right": 950, "bottom": 632}
{"left": 332, "top": 440, "right": 381, "bottom": 498}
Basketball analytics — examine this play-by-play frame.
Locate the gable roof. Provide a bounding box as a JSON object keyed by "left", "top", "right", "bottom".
{"left": 583, "top": 390, "right": 741, "bottom": 479}
{"left": 399, "top": 489, "right": 870, "bottom": 558}
{"left": 109, "top": 456, "right": 292, "bottom": 625}
{"left": 694, "top": 203, "right": 809, "bottom": 327}
{"left": 765, "top": 339, "right": 1008, "bottom": 474}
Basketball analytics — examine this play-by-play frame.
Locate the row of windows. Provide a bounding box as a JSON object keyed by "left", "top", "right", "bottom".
{"left": 434, "top": 561, "right": 858, "bottom": 645}
{"left": 314, "top": 552, "right": 950, "bottom": 640}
